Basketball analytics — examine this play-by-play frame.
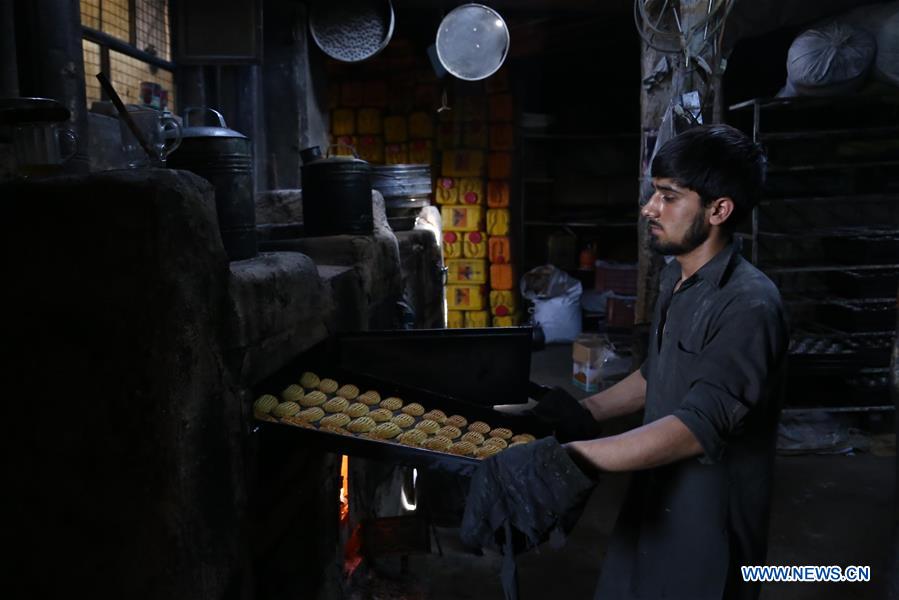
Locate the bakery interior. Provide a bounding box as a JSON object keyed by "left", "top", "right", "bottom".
{"left": 1, "top": 0, "right": 897, "bottom": 599}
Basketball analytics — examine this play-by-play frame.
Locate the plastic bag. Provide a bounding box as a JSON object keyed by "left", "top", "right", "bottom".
{"left": 786, "top": 22, "right": 876, "bottom": 96}
{"left": 520, "top": 265, "right": 582, "bottom": 343}
{"left": 842, "top": 0, "right": 899, "bottom": 86}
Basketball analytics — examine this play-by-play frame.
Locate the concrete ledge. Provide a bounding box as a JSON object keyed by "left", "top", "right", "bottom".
{"left": 260, "top": 231, "right": 402, "bottom": 329}
{"left": 227, "top": 252, "right": 334, "bottom": 385}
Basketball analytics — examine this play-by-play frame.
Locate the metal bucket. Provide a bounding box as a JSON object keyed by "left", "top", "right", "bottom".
{"left": 371, "top": 164, "right": 432, "bottom": 198}
{"left": 301, "top": 145, "right": 373, "bottom": 236}
{"left": 371, "top": 163, "right": 432, "bottom": 220}
{"left": 167, "top": 107, "right": 257, "bottom": 261}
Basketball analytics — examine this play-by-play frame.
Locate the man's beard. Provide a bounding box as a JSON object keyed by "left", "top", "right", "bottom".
{"left": 648, "top": 210, "right": 710, "bottom": 256}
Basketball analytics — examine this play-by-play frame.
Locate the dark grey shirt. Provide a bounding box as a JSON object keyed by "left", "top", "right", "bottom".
{"left": 595, "top": 241, "right": 789, "bottom": 600}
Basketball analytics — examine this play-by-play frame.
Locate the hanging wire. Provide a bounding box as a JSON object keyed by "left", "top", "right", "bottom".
{"left": 633, "top": 0, "right": 736, "bottom": 61}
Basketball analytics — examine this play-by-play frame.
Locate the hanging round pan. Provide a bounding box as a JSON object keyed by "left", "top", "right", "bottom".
{"left": 309, "top": 0, "right": 395, "bottom": 63}
{"left": 435, "top": 3, "right": 510, "bottom": 81}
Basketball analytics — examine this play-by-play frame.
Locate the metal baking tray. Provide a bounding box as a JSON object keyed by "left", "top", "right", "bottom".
{"left": 251, "top": 353, "right": 549, "bottom": 476}
{"left": 336, "top": 327, "right": 536, "bottom": 407}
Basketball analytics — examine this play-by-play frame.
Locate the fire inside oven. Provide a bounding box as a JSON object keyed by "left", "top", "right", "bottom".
{"left": 252, "top": 327, "right": 550, "bottom": 573}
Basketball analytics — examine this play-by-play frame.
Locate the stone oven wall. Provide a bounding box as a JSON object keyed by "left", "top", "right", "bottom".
{"left": 2, "top": 169, "right": 408, "bottom": 600}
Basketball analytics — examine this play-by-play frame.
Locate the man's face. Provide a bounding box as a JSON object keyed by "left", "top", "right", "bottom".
{"left": 642, "top": 178, "right": 711, "bottom": 256}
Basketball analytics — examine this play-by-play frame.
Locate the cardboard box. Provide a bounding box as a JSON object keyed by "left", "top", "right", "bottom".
{"left": 572, "top": 334, "right": 607, "bottom": 392}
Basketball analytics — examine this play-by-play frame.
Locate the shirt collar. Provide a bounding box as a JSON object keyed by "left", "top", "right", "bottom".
{"left": 661, "top": 237, "right": 742, "bottom": 291}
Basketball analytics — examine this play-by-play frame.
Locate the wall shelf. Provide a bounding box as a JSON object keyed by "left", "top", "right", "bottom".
{"left": 517, "top": 126, "right": 640, "bottom": 272}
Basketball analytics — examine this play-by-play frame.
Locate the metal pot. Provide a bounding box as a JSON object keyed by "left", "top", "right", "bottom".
{"left": 166, "top": 107, "right": 256, "bottom": 261}
{"left": 301, "top": 145, "right": 373, "bottom": 236}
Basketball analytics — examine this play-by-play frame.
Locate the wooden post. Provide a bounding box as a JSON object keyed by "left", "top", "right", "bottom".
{"left": 634, "top": 0, "right": 718, "bottom": 366}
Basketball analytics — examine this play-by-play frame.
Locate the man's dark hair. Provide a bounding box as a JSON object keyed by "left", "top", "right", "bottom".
{"left": 651, "top": 124, "right": 767, "bottom": 232}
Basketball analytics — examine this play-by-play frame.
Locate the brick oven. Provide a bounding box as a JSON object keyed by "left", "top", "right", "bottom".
{"left": 1, "top": 168, "right": 448, "bottom": 600}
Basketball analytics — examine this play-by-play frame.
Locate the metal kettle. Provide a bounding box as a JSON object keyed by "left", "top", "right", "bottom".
{"left": 167, "top": 107, "right": 256, "bottom": 261}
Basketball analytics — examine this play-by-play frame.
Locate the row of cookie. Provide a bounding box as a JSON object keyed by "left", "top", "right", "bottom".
{"left": 254, "top": 391, "right": 447, "bottom": 427}
{"left": 255, "top": 391, "right": 535, "bottom": 449}
{"left": 277, "top": 409, "right": 525, "bottom": 459}
{"left": 263, "top": 372, "right": 529, "bottom": 442}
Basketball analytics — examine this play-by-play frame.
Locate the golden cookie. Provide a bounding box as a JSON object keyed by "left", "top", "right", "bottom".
{"left": 415, "top": 419, "right": 440, "bottom": 434}
{"left": 484, "top": 437, "right": 508, "bottom": 449}
{"left": 461, "top": 431, "right": 485, "bottom": 445}
{"left": 323, "top": 396, "right": 349, "bottom": 413}
{"left": 476, "top": 444, "right": 502, "bottom": 459}
{"left": 300, "top": 371, "right": 320, "bottom": 389}
{"left": 344, "top": 402, "right": 370, "bottom": 418}
{"left": 422, "top": 410, "right": 447, "bottom": 424}
{"left": 446, "top": 415, "right": 468, "bottom": 429}
{"left": 358, "top": 390, "right": 381, "bottom": 406}
{"left": 368, "top": 408, "right": 393, "bottom": 423}
{"left": 254, "top": 413, "right": 278, "bottom": 423}
{"left": 449, "top": 441, "right": 476, "bottom": 456}
{"left": 318, "top": 378, "right": 339, "bottom": 394}
{"left": 509, "top": 441, "right": 529, "bottom": 448}
{"left": 320, "top": 413, "right": 351, "bottom": 428}
{"left": 300, "top": 390, "right": 327, "bottom": 407}
{"left": 297, "top": 407, "right": 325, "bottom": 423}
{"left": 253, "top": 394, "right": 279, "bottom": 415}
{"left": 336, "top": 384, "right": 359, "bottom": 400}
{"left": 280, "top": 415, "right": 312, "bottom": 428}
{"left": 397, "top": 429, "right": 428, "bottom": 446}
{"left": 391, "top": 413, "right": 415, "bottom": 428}
{"left": 468, "top": 421, "right": 491, "bottom": 434}
{"left": 437, "top": 425, "right": 462, "bottom": 440}
{"left": 401, "top": 403, "right": 425, "bottom": 417}
{"left": 320, "top": 424, "right": 348, "bottom": 435}
{"left": 422, "top": 435, "right": 452, "bottom": 451}
{"left": 272, "top": 401, "right": 301, "bottom": 418}
{"left": 281, "top": 384, "right": 305, "bottom": 403}
{"left": 490, "top": 427, "right": 513, "bottom": 440}
{"left": 511, "top": 434, "right": 536, "bottom": 444}
{"left": 372, "top": 422, "right": 402, "bottom": 439}
{"left": 380, "top": 396, "right": 403, "bottom": 411}
{"left": 347, "top": 416, "right": 376, "bottom": 433}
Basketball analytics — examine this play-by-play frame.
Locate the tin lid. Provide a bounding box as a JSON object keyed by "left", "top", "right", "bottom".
{"left": 435, "top": 4, "right": 510, "bottom": 81}
{"left": 0, "top": 97, "right": 70, "bottom": 125}
{"left": 180, "top": 107, "right": 247, "bottom": 139}
{"left": 301, "top": 144, "right": 370, "bottom": 167}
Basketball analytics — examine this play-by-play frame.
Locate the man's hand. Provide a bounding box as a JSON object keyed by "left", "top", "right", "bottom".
{"left": 531, "top": 387, "right": 603, "bottom": 443}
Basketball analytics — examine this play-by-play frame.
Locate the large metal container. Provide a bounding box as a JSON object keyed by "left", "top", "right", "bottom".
{"left": 371, "top": 163, "right": 432, "bottom": 224}
{"left": 167, "top": 107, "right": 256, "bottom": 261}
{"left": 301, "top": 146, "right": 373, "bottom": 236}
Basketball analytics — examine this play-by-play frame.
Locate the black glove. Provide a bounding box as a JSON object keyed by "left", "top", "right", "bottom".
{"left": 460, "top": 436, "right": 597, "bottom": 554}
{"left": 531, "top": 386, "right": 603, "bottom": 443}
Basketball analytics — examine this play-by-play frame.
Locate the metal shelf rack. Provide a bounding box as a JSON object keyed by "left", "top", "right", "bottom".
{"left": 729, "top": 95, "right": 899, "bottom": 410}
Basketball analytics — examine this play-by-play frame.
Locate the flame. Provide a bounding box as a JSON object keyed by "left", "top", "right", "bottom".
{"left": 339, "top": 455, "right": 349, "bottom": 522}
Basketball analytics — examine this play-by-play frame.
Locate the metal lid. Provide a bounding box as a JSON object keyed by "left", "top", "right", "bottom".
{"left": 0, "top": 97, "right": 70, "bottom": 125}
{"left": 436, "top": 4, "right": 510, "bottom": 81}
{"left": 180, "top": 107, "right": 247, "bottom": 139}
{"left": 302, "top": 144, "right": 370, "bottom": 167}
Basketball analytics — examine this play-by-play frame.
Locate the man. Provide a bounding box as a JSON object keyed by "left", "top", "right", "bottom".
{"left": 566, "top": 124, "right": 789, "bottom": 599}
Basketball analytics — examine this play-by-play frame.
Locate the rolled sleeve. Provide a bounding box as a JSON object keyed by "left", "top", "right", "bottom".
{"left": 674, "top": 300, "right": 787, "bottom": 463}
